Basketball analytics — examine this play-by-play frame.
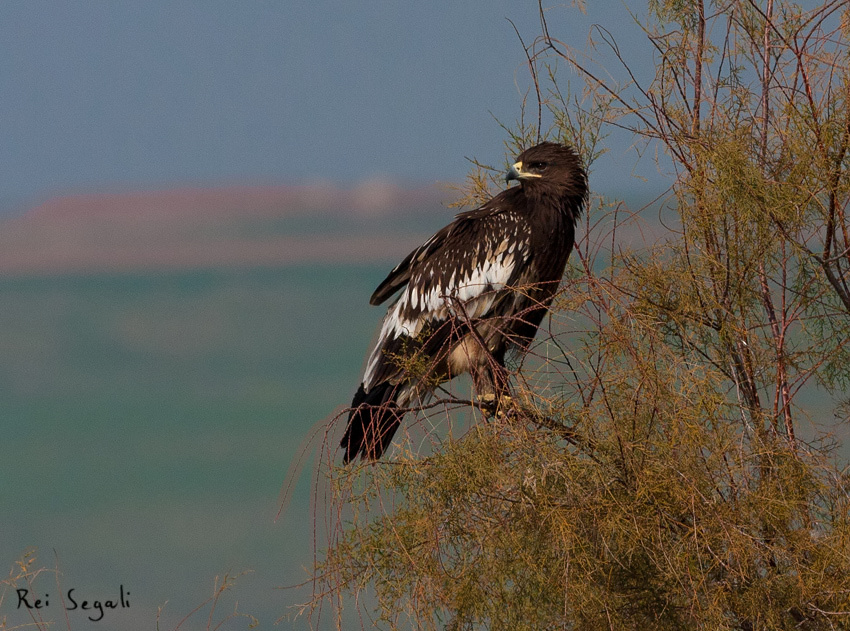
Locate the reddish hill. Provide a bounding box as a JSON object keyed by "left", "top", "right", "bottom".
{"left": 0, "top": 182, "right": 449, "bottom": 276}
{"left": 26, "top": 179, "right": 441, "bottom": 220}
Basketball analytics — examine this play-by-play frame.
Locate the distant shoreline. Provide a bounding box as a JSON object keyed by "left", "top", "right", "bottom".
{"left": 0, "top": 182, "right": 450, "bottom": 276}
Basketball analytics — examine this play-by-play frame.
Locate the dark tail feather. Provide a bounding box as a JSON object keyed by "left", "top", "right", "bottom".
{"left": 341, "top": 382, "right": 401, "bottom": 463}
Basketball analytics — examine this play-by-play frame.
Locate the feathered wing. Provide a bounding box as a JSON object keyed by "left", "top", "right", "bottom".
{"left": 369, "top": 229, "right": 443, "bottom": 306}
{"left": 342, "top": 192, "right": 534, "bottom": 462}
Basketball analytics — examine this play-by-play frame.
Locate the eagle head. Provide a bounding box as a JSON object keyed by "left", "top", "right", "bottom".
{"left": 506, "top": 142, "right": 588, "bottom": 217}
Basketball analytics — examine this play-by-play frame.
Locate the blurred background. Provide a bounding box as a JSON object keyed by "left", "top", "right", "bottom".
{"left": 0, "top": 2, "right": 655, "bottom": 629}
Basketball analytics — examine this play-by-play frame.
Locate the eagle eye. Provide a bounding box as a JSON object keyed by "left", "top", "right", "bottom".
{"left": 528, "top": 161, "right": 547, "bottom": 171}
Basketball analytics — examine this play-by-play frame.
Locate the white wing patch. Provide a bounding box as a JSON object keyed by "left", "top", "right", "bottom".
{"left": 362, "top": 251, "right": 518, "bottom": 389}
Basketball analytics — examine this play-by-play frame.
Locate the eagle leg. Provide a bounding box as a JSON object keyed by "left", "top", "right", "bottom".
{"left": 475, "top": 355, "right": 512, "bottom": 418}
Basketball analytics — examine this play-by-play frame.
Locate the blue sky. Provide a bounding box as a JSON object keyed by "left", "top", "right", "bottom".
{"left": 0, "top": 2, "right": 652, "bottom": 214}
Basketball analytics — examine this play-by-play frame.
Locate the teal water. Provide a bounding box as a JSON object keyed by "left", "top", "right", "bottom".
{"left": 0, "top": 265, "right": 390, "bottom": 630}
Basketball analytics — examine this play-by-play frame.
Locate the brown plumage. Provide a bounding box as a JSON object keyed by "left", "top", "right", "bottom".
{"left": 341, "top": 142, "right": 588, "bottom": 462}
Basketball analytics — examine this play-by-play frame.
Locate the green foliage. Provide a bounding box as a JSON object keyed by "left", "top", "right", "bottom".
{"left": 310, "top": 2, "right": 850, "bottom": 629}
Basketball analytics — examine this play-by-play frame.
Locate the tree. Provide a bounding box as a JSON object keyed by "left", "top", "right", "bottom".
{"left": 308, "top": 2, "right": 850, "bottom": 629}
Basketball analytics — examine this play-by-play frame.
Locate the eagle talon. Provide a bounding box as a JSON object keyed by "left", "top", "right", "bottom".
{"left": 479, "top": 394, "right": 513, "bottom": 419}
{"left": 478, "top": 392, "right": 497, "bottom": 416}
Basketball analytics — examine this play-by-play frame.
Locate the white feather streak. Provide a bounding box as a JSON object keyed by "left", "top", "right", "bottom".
{"left": 362, "top": 252, "right": 518, "bottom": 389}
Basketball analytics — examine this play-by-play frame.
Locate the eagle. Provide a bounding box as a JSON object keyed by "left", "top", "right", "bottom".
{"left": 341, "top": 142, "right": 588, "bottom": 463}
